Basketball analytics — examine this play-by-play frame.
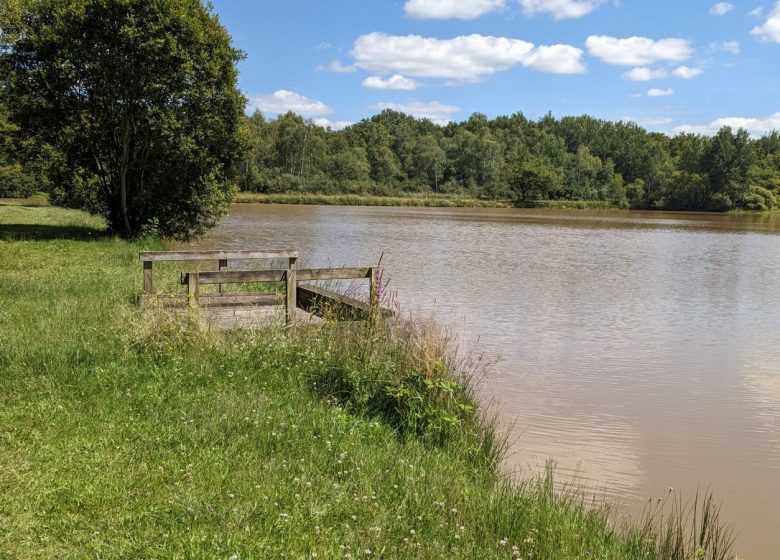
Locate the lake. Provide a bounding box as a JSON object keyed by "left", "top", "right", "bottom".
{"left": 195, "top": 203, "right": 780, "bottom": 558}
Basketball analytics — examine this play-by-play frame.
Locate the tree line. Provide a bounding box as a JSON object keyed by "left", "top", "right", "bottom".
{"left": 238, "top": 109, "right": 780, "bottom": 212}
{"left": 2, "top": 0, "right": 780, "bottom": 240}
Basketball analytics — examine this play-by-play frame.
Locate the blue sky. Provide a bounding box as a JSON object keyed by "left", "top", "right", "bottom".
{"left": 209, "top": 0, "right": 780, "bottom": 135}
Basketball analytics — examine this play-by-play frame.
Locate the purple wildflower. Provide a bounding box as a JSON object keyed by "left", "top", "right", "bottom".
{"left": 374, "top": 267, "right": 384, "bottom": 300}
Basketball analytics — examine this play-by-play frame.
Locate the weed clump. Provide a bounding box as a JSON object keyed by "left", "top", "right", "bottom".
{"left": 287, "top": 316, "right": 505, "bottom": 469}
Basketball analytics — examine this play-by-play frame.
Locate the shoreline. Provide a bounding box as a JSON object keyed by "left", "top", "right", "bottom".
{"left": 233, "top": 193, "right": 780, "bottom": 214}
{"left": 3, "top": 194, "right": 776, "bottom": 216}
{"left": 234, "top": 192, "right": 617, "bottom": 210}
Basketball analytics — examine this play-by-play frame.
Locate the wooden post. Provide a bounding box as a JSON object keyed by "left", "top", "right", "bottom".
{"left": 218, "top": 259, "right": 228, "bottom": 294}
{"left": 368, "top": 266, "right": 379, "bottom": 326}
{"left": 368, "top": 266, "right": 378, "bottom": 307}
{"left": 286, "top": 256, "right": 297, "bottom": 325}
{"left": 143, "top": 261, "right": 153, "bottom": 294}
{"left": 187, "top": 272, "right": 199, "bottom": 307}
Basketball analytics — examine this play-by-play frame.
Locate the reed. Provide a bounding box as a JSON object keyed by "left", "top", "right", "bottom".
{"left": 234, "top": 192, "right": 513, "bottom": 208}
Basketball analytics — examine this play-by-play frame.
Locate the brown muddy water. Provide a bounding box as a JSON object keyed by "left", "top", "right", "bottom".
{"left": 194, "top": 204, "right": 780, "bottom": 558}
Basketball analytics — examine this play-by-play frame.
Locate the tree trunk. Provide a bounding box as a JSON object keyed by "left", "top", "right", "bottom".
{"left": 119, "top": 120, "right": 131, "bottom": 236}
{"left": 120, "top": 167, "right": 131, "bottom": 236}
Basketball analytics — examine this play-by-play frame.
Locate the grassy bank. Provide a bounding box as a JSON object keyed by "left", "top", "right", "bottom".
{"left": 514, "top": 199, "right": 619, "bottom": 210}
{"left": 234, "top": 192, "right": 514, "bottom": 208}
{"left": 0, "top": 192, "right": 51, "bottom": 208}
{"left": 233, "top": 193, "right": 625, "bottom": 210}
{"left": 0, "top": 202, "right": 736, "bottom": 559}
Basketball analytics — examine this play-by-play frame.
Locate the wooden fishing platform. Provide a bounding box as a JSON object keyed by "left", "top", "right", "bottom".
{"left": 139, "top": 249, "right": 390, "bottom": 329}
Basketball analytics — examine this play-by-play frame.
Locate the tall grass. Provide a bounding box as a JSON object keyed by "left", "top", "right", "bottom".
{"left": 233, "top": 192, "right": 623, "bottom": 210}
{"left": 0, "top": 204, "right": 737, "bottom": 559}
{"left": 234, "top": 192, "right": 513, "bottom": 208}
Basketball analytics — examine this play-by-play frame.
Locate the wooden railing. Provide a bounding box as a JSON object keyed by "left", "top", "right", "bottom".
{"left": 139, "top": 250, "right": 387, "bottom": 324}
{"left": 139, "top": 249, "right": 298, "bottom": 293}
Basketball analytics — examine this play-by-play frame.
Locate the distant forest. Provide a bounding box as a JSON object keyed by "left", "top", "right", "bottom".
{"left": 5, "top": 102, "right": 780, "bottom": 213}
{"left": 237, "top": 110, "right": 780, "bottom": 212}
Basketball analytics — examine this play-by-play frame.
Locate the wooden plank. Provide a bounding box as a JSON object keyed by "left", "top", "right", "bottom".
{"left": 154, "top": 293, "right": 278, "bottom": 307}
{"left": 183, "top": 270, "right": 287, "bottom": 285}
{"left": 297, "top": 285, "right": 393, "bottom": 321}
{"left": 139, "top": 250, "right": 298, "bottom": 262}
{"left": 189, "top": 267, "right": 374, "bottom": 284}
{"left": 286, "top": 257, "right": 297, "bottom": 325}
{"left": 143, "top": 261, "right": 153, "bottom": 293}
{"left": 296, "top": 267, "right": 373, "bottom": 281}
{"left": 218, "top": 259, "right": 228, "bottom": 294}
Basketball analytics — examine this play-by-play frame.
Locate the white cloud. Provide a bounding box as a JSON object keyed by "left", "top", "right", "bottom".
{"left": 748, "top": 7, "right": 764, "bottom": 18}
{"left": 624, "top": 67, "right": 668, "bottom": 81}
{"left": 313, "top": 118, "right": 354, "bottom": 131}
{"left": 352, "top": 32, "right": 585, "bottom": 81}
{"left": 672, "top": 65, "right": 704, "bottom": 79}
{"left": 520, "top": 44, "right": 586, "bottom": 73}
{"left": 710, "top": 40, "right": 740, "bottom": 53}
{"left": 362, "top": 74, "right": 420, "bottom": 90}
{"left": 372, "top": 100, "right": 462, "bottom": 125}
{"left": 519, "top": 0, "right": 602, "bottom": 19}
{"left": 353, "top": 33, "right": 532, "bottom": 80}
{"left": 709, "top": 2, "right": 734, "bottom": 16}
{"left": 586, "top": 35, "right": 693, "bottom": 66}
{"left": 247, "top": 90, "right": 332, "bottom": 116}
{"left": 752, "top": 2, "right": 780, "bottom": 42}
{"left": 674, "top": 112, "right": 780, "bottom": 136}
{"left": 643, "top": 117, "right": 674, "bottom": 125}
{"left": 647, "top": 88, "right": 674, "bottom": 97}
{"left": 630, "top": 93, "right": 642, "bottom": 98}
{"left": 317, "top": 60, "right": 357, "bottom": 73}
{"left": 404, "top": 0, "right": 505, "bottom": 19}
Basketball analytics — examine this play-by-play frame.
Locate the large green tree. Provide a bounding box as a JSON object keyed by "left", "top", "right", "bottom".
{"left": 703, "top": 127, "right": 753, "bottom": 210}
{"left": 1, "top": 0, "right": 245, "bottom": 238}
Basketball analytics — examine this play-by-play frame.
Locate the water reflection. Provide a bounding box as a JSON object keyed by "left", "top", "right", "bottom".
{"left": 193, "top": 205, "right": 780, "bottom": 558}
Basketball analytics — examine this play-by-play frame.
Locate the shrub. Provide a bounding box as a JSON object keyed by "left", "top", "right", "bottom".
{"left": 0, "top": 163, "right": 36, "bottom": 198}
{"left": 743, "top": 185, "right": 778, "bottom": 211}
{"left": 707, "top": 192, "right": 733, "bottom": 212}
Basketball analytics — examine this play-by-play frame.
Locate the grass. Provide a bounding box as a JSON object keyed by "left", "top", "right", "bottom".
{"left": 234, "top": 192, "right": 514, "bottom": 208}
{"left": 0, "top": 203, "right": 738, "bottom": 559}
{"left": 0, "top": 192, "right": 50, "bottom": 208}
{"left": 514, "top": 199, "right": 620, "bottom": 210}
{"left": 233, "top": 192, "right": 625, "bottom": 210}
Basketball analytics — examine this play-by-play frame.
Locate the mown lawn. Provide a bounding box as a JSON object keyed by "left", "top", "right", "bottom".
{"left": 0, "top": 203, "right": 735, "bottom": 559}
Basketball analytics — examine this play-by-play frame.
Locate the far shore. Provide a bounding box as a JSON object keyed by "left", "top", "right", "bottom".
{"left": 234, "top": 192, "right": 617, "bottom": 210}
{"left": 3, "top": 193, "right": 777, "bottom": 215}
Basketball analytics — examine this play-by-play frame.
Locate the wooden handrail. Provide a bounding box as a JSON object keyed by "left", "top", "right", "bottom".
{"left": 139, "top": 249, "right": 297, "bottom": 295}
{"left": 181, "top": 270, "right": 288, "bottom": 284}
{"left": 180, "top": 267, "right": 373, "bottom": 286}
{"left": 139, "top": 250, "right": 297, "bottom": 261}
